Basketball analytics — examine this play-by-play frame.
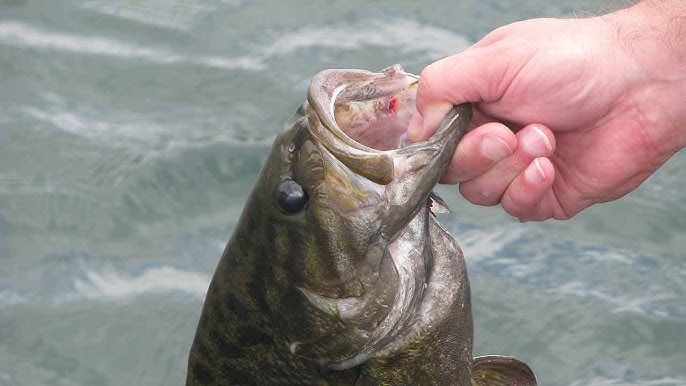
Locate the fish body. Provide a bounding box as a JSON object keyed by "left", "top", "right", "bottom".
{"left": 186, "top": 66, "right": 537, "bottom": 385}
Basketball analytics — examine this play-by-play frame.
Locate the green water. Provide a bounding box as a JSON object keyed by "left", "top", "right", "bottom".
{"left": 1, "top": 0, "right": 685, "bottom": 385}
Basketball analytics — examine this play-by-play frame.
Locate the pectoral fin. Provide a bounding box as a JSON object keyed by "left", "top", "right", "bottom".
{"left": 428, "top": 191, "right": 450, "bottom": 215}
{"left": 472, "top": 355, "right": 537, "bottom": 386}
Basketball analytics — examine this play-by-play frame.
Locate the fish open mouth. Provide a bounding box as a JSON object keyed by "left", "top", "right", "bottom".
{"left": 306, "top": 65, "right": 470, "bottom": 187}
{"left": 307, "top": 65, "right": 421, "bottom": 155}
{"left": 331, "top": 65, "right": 419, "bottom": 151}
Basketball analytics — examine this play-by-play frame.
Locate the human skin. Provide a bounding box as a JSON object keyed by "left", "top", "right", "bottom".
{"left": 408, "top": 0, "right": 686, "bottom": 221}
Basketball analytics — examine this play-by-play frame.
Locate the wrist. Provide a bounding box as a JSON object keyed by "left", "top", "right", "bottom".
{"left": 600, "top": 0, "right": 686, "bottom": 153}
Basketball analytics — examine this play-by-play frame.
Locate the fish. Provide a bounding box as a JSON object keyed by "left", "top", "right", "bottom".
{"left": 186, "top": 65, "right": 537, "bottom": 385}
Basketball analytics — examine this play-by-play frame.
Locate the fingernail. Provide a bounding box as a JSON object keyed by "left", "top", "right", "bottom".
{"left": 524, "top": 158, "right": 546, "bottom": 184}
{"left": 480, "top": 133, "right": 512, "bottom": 162}
{"left": 522, "top": 126, "right": 553, "bottom": 156}
{"left": 407, "top": 114, "right": 424, "bottom": 142}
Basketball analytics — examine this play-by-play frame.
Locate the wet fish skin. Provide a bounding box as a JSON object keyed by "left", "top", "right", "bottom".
{"left": 186, "top": 66, "right": 537, "bottom": 385}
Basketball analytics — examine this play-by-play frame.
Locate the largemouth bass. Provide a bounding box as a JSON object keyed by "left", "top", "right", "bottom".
{"left": 186, "top": 65, "right": 537, "bottom": 385}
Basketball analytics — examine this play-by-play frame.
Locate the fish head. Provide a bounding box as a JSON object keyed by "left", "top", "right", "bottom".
{"left": 254, "top": 65, "right": 471, "bottom": 367}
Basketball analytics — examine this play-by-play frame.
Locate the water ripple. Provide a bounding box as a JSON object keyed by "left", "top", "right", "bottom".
{"left": 11, "top": 91, "right": 274, "bottom": 154}
{"left": 16, "top": 102, "right": 170, "bottom": 152}
{"left": 63, "top": 266, "right": 210, "bottom": 302}
{"left": 570, "top": 376, "right": 686, "bottom": 386}
{"left": 0, "top": 18, "right": 470, "bottom": 73}
{"left": 0, "top": 291, "right": 26, "bottom": 308}
{"left": 82, "top": 0, "right": 217, "bottom": 30}
{"left": 460, "top": 224, "right": 686, "bottom": 321}
{"left": 0, "top": 20, "right": 264, "bottom": 70}
{"left": 256, "top": 18, "right": 471, "bottom": 60}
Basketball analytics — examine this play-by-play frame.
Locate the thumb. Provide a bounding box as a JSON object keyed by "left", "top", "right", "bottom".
{"left": 408, "top": 45, "right": 513, "bottom": 141}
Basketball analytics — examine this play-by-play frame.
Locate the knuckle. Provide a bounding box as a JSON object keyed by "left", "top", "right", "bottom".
{"left": 501, "top": 189, "right": 536, "bottom": 218}
{"left": 459, "top": 182, "right": 501, "bottom": 206}
{"left": 417, "top": 68, "right": 439, "bottom": 106}
{"left": 501, "top": 188, "right": 552, "bottom": 222}
{"left": 445, "top": 151, "right": 473, "bottom": 183}
{"left": 417, "top": 60, "right": 451, "bottom": 105}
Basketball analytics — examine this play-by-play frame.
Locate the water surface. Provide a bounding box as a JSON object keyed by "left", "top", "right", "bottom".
{"left": 1, "top": 0, "right": 685, "bottom": 385}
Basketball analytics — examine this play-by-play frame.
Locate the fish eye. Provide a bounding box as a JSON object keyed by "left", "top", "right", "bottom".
{"left": 276, "top": 179, "right": 309, "bottom": 214}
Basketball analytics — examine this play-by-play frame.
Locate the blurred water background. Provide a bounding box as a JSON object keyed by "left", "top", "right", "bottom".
{"left": 1, "top": 0, "right": 685, "bottom": 385}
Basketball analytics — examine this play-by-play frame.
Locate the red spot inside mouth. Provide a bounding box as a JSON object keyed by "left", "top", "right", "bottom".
{"left": 387, "top": 97, "right": 398, "bottom": 114}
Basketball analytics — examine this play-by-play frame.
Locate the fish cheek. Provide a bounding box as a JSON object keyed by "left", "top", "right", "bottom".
{"left": 275, "top": 138, "right": 386, "bottom": 297}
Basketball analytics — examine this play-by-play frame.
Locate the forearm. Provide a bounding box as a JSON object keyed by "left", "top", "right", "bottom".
{"left": 601, "top": 0, "right": 686, "bottom": 154}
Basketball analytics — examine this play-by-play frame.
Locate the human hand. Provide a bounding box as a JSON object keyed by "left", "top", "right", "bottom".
{"left": 409, "top": 3, "right": 686, "bottom": 221}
